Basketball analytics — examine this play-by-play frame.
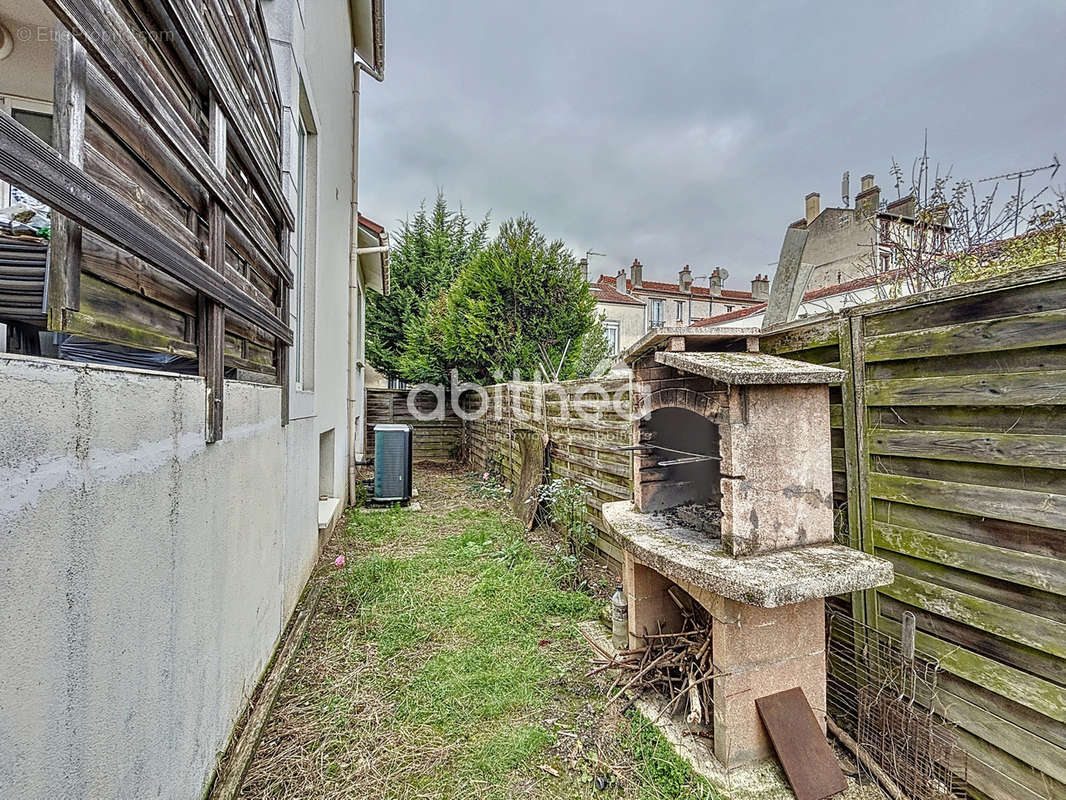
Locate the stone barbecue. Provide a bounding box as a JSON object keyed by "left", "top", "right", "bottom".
{"left": 604, "top": 328, "right": 893, "bottom": 770}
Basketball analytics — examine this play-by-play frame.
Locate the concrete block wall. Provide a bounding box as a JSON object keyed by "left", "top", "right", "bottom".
{"left": 0, "top": 355, "right": 320, "bottom": 798}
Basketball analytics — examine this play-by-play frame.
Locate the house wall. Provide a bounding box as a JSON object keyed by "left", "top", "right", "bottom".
{"left": 0, "top": 0, "right": 368, "bottom": 796}
{"left": 633, "top": 293, "right": 714, "bottom": 326}
{"left": 712, "top": 284, "right": 893, "bottom": 329}
{"left": 801, "top": 209, "right": 872, "bottom": 291}
{"left": 0, "top": 1, "right": 56, "bottom": 105}
{"left": 596, "top": 301, "right": 646, "bottom": 354}
{"left": 0, "top": 357, "right": 300, "bottom": 799}
{"left": 267, "top": 0, "right": 360, "bottom": 496}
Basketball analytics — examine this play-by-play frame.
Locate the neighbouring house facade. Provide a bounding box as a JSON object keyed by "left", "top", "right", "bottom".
{"left": 585, "top": 257, "right": 766, "bottom": 354}
{"left": 0, "top": 1, "right": 385, "bottom": 798}
{"left": 690, "top": 272, "right": 899, "bottom": 329}
{"left": 787, "top": 173, "right": 945, "bottom": 292}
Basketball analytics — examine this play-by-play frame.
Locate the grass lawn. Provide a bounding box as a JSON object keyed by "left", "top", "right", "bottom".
{"left": 239, "top": 464, "right": 718, "bottom": 799}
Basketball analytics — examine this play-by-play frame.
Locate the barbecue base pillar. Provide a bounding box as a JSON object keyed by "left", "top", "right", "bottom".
{"left": 711, "top": 597, "right": 825, "bottom": 767}
{"left": 622, "top": 549, "right": 827, "bottom": 769}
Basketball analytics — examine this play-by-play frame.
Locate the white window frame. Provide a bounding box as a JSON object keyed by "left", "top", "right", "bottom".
{"left": 294, "top": 113, "right": 308, "bottom": 386}
{"left": 675, "top": 300, "right": 684, "bottom": 323}
{"left": 292, "top": 87, "right": 318, "bottom": 393}
{"left": 604, "top": 320, "right": 620, "bottom": 355}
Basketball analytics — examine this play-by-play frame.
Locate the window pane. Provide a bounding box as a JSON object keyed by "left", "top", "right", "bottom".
{"left": 294, "top": 116, "right": 307, "bottom": 385}
{"left": 12, "top": 109, "right": 53, "bottom": 146}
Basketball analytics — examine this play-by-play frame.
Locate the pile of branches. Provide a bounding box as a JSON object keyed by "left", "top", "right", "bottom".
{"left": 585, "top": 587, "right": 719, "bottom": 727}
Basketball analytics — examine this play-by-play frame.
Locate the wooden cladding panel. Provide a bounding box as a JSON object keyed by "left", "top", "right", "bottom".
{"left": 0, "top": 0, "right": 295, "bottom": 445}
{"left": 84, "top": 114, "right": 203, "bottom": 257}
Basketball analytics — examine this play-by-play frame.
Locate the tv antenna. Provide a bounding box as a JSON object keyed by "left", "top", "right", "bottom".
{"left": 585, "top": 249, "right": 606, "bottom": 261}
{"left": 978, "top": 154, "right": 1060, "bottom": 236}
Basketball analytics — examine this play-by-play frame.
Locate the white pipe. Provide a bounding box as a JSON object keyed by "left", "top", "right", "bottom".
{"left": 346, "top": 66, "right": 361, "bottom": 504}
{"left": 348, "top": 46, "right": 389, "bottom": 502}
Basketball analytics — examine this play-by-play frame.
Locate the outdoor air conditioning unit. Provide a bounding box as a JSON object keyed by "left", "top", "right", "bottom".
{"left": 373, "top": 423, "right": 413, "bottom": 502}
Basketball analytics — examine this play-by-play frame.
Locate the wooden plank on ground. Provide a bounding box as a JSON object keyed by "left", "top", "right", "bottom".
{"left": 755, "top": 687, "right": 847, "bottom": 800}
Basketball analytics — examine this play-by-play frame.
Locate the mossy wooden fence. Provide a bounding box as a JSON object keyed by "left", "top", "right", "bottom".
{"left": 464, "top": 377, "right": 632, "bottom": 563}
{"left": 762, "top": 261, "right": 1066, "bottom": 800}
{"left": 461, "top": 262, "right": 1066, "bottom": 799}
{"left": 366, "top": 389, "right": 462, "bottom": 462}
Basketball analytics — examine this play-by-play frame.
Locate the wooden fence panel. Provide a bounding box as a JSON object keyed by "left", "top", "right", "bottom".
{"left": 464, "top": 378, "right": 631, "bottom": 562}
{"left": 0, "top": 0, "right": 292, "bottom": 440}
{"left": 768, "top": 261, "right": 1066, "bottom": 800}
{"left": 366, "top": 388, "right": 462, "bottom": 462}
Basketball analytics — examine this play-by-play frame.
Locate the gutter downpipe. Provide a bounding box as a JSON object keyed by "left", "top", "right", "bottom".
{"left": 347, "top": 58, "right": 386, "bottom": 504}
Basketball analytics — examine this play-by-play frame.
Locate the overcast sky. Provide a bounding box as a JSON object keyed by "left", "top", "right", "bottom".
{"left": 357, "top": 1, "right": 1066, "bottom": 288}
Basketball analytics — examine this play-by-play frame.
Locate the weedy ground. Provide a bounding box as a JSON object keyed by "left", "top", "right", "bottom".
{"left": 239, "top": 463, "right": 719, "bottom": 800}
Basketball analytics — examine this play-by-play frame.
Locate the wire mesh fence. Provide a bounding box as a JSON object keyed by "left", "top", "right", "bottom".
{"left": 826, "top": 611, "right": 967, "bottom": 800}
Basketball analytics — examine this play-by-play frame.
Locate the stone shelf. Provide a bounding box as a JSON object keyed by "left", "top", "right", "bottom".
{"left": 603, "top": 500, "right": 893, "bottom": 608}
{"left": 654, "top": 351, "right": 846, "bottom": 385}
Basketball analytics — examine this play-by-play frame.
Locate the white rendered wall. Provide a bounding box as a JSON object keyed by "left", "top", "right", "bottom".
{"left": 0, "top": 357, "right": 300, "bottom": 798}
{"left": 0, "top": 0, "right": 368, "bottom": 795}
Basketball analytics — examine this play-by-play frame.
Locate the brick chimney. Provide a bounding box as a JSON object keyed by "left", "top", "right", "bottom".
{"left": 751, "top": 273, "right": 769, "bottom": 301}
{"left": 708, "top": 267, "right": 722, "bottom": 295}
{"left": 679, "top": 264, "right": 693, "bottom": 293}
{"left": 578, "top": 257, "right": 589, "bottom": 282}
{"left": 805, "top": 192, "right": 820, "bottom": 225}
{"left": 616, "top": 269, "right": 627, "bottom": 294}
{"left": 856, "top": 173, "right": 880, "bottom": 219}
{"left": 631, "top": 258, "right": 643, "bottom": 287}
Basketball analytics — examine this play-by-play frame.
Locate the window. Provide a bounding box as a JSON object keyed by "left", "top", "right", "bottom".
{"left": 294, "top": 113, "right": 307, "bottom": 387}
{"left": 12, "top": 109, "right": 53, "bottom": 144}
{"left": 649, "top": 299, "right": 665, "bottom": 328}
{"left": 879, "top": 252, "right": 891, "bottom": 272}
{"left": 725, "top": 305, "right": 734, "bottom": 313}
{"left": 292, "top": 91, "right": 318, "bottom": 391}
{"left": 1, "top": 98, "right": 54, "bottom": 206}
{"left": 604, "top": 320, "right": 620, "bottom": 355}
{"left": 675, "top": 300, "right": 684, "bottom": 322}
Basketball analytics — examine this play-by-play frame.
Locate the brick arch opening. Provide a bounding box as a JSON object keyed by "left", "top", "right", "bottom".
{"left": 633, "top": 387, "right": 726, "bottom": 423}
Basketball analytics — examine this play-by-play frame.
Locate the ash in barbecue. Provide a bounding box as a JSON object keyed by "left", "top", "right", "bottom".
{"left": 653, "top": 503, "right": 722, "bottom": 538}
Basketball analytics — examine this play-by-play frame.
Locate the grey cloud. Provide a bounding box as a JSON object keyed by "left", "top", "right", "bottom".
{"left": 358, "top": 1, "right": 1066, "bottom": 286}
